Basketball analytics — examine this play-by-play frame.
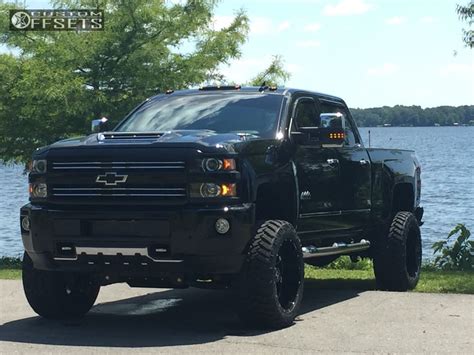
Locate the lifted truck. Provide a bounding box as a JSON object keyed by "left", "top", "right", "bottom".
{"left": 20, "top": 86, "right": 423, "bottom": 328}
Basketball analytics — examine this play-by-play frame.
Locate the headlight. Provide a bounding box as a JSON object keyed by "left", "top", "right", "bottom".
{"left": 190, "top": 183, "right": 237, "bottom": 198}
{"left": 201, "top": 183, "right": 222, "bottom": 197}
{"left": 29, "top": 183, "right": 48, "bottom": 198}
{"left": 31, "top": 160, "right": 47, "bottom": 174}
{"left": 201, "top": 158, "right": 236, "bottom": 172}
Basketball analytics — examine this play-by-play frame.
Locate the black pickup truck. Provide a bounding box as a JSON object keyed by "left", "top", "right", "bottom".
{"left": 20, "top": 86, "right": 423, "bottom": 328}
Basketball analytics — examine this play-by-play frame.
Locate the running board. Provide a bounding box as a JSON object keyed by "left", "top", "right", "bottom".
{"left": 302, "top": 239, "right": 370, "bottom": 258}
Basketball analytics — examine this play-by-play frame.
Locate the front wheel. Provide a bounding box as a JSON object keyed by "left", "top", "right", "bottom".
{"left": 373, "top": 211, "right": 422, "bottom": 291}
{"left": 236, "top": 220, "right": 304, "bottom": 329}
{"left": 22, "top": 252, "right": 100, "bottom": 319}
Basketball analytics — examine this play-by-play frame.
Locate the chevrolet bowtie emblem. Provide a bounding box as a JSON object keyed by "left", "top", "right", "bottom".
{"left": 96, "top": 172, "right": 128, "bottom": 186}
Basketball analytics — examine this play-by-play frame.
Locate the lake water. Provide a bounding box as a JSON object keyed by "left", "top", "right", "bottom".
{"left": 0, "top": 127, "right": 473, "bottom": 258}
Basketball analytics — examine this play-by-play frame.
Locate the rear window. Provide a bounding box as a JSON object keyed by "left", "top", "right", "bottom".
{"left": 117, "top": 93, "right": 284, "bottom": 138}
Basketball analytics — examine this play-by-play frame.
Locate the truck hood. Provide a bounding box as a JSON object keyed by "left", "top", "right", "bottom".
{"left": 35, "top": 130, "right": 275, "bottom": 157}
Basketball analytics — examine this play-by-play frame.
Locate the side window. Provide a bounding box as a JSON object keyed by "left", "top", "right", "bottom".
{"left": 293, "top": 99, "right": 320, "bottom": 129}
{"left": 320, "top": 103, "right": 358, "bottom": 147}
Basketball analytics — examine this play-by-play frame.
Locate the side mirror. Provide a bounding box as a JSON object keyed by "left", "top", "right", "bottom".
{"left": 291, "top": 126, "right": 345, "bottom": 147}
{"left": 319, "top": 113, "right": 345, "bottom": 147}
{"left": 91, "top": 117, "right": 109, "bottom": 133}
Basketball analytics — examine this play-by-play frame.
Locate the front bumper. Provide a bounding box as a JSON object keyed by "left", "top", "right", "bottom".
{"left": 20, "top": 203, "right": 255, "bottom": 276}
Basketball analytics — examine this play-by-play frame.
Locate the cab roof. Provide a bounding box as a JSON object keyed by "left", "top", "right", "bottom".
{"left": 149, "top": 86, "right": 347, "bottom": 106}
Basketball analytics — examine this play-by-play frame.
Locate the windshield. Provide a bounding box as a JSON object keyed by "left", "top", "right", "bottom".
{"left": 116, "top": 93, "right": 284, "bottom": 138}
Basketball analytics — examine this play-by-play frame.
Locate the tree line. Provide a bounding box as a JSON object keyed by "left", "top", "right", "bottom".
{"left": 350, "top": 105, "right": 474, "bottom": 127}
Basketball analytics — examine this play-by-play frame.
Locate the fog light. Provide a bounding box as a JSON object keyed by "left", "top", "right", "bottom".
{"left": 21, "top": 216, "right": 30, "bottom": 232}
{"left": 215, "top": 218, "right": 230, "bottom": 234}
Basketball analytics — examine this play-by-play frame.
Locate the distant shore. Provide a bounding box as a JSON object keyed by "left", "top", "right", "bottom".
{"left": 358, "top": 124, "right": 474, "bottom": 128}
{"left": 350, "top": 105, "right": 474, "bottom": 127}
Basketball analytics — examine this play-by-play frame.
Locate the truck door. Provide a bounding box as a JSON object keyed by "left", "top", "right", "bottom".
{"left": 321, "top": 101, "right": 372, "bottom": 232}
{"left": 290, "top": 97, "right": 344, "bottom": 234}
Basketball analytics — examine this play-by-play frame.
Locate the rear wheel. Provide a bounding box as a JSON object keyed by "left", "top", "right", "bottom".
{"left": 374, "top": 211, "right": 422, "bottom": 291}
{"left": 237, "top": 220, "right": 304, "bottom": 329}
{"left": 22, "top": 252, "right": 100, "bottom": 319}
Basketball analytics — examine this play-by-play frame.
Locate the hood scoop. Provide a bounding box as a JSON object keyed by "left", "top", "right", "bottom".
{"left": 97, "top": 132, "right": 163, "bottom": 143}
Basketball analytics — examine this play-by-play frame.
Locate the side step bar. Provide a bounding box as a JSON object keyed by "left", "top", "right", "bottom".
{"left": 302, "top": 239, "right": 370, "bottom": 258}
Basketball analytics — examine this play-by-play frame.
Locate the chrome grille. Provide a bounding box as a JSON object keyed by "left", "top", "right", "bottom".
{"left": 52, "top": 161, "right": 185, "bottom": 170}
{"left": 49, "top": 158, "right": 188, "bottom": 204}
{"left": 51, "top": 187, "right": 186, "bottom": 197}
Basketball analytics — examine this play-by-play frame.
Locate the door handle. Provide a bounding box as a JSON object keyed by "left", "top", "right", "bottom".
{"left": 326, "top": 158, "right": 339, "bottom": 165}
{"left": 359, "top": 159, "right": 369, "bottom": 165}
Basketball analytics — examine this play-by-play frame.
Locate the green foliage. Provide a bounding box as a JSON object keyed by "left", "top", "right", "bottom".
{"left": 247, "top": 55, "right": 291, "bottom": 87}
{"left": 0, "top": 256, "right": 22, "bottom": 269}
{"left": 0, "top": 0, "right": 250, "bottom": 163}
{"left": 324, "top": 256, "right": 373, "bottom": 270}
{"left": 350, "top": 105, "right": 474, "bottom": 127}
{"left": 432, "top": 224, "right": 473, "bottom": 271}
{"left": 457, "top": 1, "right": 474, "bottom": 48}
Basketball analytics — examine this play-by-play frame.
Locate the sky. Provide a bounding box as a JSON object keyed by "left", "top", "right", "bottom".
{"left": 4, "top": 0, "right": 474, "bottom": 108}
{"left": 213, "top": 0, "right": 474, "bottom": 108}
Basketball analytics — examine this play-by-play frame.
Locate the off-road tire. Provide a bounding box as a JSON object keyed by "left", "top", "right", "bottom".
{"left": 237, "top": 220, "right": 304, "bottom": 329}
{"left": 22, "top": 252, "right": 100, "bottom": 319}
{"left": 374, "top": 211, "right": 422, "bottom": 291}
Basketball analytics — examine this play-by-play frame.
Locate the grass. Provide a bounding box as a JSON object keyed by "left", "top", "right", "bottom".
{"left": 0, "top": 256, "right": 22, "bottom": 280}
{"left": 0, "top": 269, "right": 22, "bottom": 280}
{"left": 304, "top": 265, "right": 474, "bottom": 294}
{"left": 1, "top": 256, "right": 473, "bottom": 294}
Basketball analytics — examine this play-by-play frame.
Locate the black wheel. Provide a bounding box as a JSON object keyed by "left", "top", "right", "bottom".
{"left": 374, "top": 211, "right": 422, "bottom": 291}
{"left": 237, "top": 220, "right": 304, "bottom": 329}
{"left": 22, "top": 252, "right": 100, "bottom": 319}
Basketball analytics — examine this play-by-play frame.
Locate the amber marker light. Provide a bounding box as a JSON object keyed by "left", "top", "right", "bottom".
{"left": 329, "top": 133, "right": 345, "bottom": 139}
{"left": 221, "top": 183, "right": 237, "bottom": 197}
{"left": 222, "top": 158, "right": 236, "bottom": 171}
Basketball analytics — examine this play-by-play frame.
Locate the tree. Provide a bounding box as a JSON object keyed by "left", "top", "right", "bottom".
{"left": 247, "top": 55, "right": 291, "bottom": 87}
{"left": 457, "top": 1, "right": 474, "bottom": 48}
{"left": 0, "top": 0, "right": 249, "bottom": 162}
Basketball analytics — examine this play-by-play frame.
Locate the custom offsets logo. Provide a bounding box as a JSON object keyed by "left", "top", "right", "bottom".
{"left": 9, "top": 9, "right": 104, "bottom": 31}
